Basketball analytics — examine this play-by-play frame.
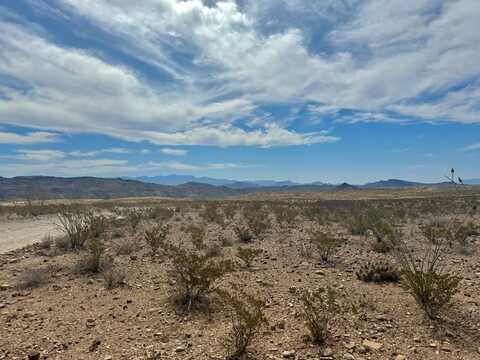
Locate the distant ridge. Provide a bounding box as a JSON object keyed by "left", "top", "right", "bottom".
{"left": 335, "top": 182, "right": 359, "bottom": 191}
{"left": 132, "top": 175, "right": 300, "bottom": 188}
{"left": 0, "top": 176, "right": 478, "bottom": 201}
{"left": 362, "top": 179, "right": 424, "bottom": 188}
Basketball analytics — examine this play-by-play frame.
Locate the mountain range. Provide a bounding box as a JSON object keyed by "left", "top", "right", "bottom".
{"left": 0, "top": 176, "right": 478, "bottom": 201}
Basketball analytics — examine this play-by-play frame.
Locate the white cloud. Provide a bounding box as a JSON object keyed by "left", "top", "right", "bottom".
{"left": 0, "top": 0, "right": 479, "bottom": 153}
{"left": 160, "top": 148, "right": 187, "bottom": 156}
{"left": 53, "top": 0, "right": 480, "bottom": 124}
{"left": 0, "top": 157, "right": 253, "bottom": 177}
{"left": 463, "top": 143, "right": 480, "bottom": 151}
{"left": 15, "top": 149, "right": 66, "bottom": 161}
{"left": 0, "top": 131, "right": 60, "bottom": 144}
{"left": 68, "top": 148, "right": 130, "bottom": 157}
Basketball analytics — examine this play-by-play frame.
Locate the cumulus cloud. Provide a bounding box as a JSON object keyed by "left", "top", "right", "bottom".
{"left": 160, "top": 148, "right": 188, "bottom": 156}
{"left": 15, "top": 149, "right": 66, "bottom": 161}
{"left": 0, "top": 157, "right": 253, "bottom": 177}
{"left": 0, "top": 0, "right": 479, "bottom": 153}
{"left": 0, "top": 131, "right": 60, "bottom": 144}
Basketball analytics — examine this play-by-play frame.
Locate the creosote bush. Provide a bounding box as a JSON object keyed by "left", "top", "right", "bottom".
{"left": 392, "top": 236, "right": 460, "bottom": 319}
{"left": 236, "top": 247, "right": 262, "bottom": 268}
{"left": 160, "top": 235, "right": 234, "bottom": 311}
{"left": 233, "top": 224, "right": 254, "bottom": 243}
{"left": 356, "top": 259, "right": 400, "bottom": 283}
{"left": 309, "top": 230, "right": 342, "bottom": 262}
{"left": 115, "top": 237, "right": 139, "bottom": 255}
{"left": 103, "top": 265, "right": 126, "bottom": 289}
{"left": 371, "top": 221, "right": 398, "bottom": 253}
{"left": 299, "top": 287, "right": 338, "bottom": 345}
{"left": 420, "top": 220, "right": 449, "bottom": 244}
{"left": 218, "top": 287, "right": 267, "bottom": 360}
{"left": 144, "top": 224, "right": 169, "bottom": 256}
{"left": 76, "top": 237, "right": 111, "bottom": 274}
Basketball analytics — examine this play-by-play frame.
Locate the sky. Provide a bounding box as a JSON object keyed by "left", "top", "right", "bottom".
{"left": 0, "top": 0, "right": 479, "bottom": 184}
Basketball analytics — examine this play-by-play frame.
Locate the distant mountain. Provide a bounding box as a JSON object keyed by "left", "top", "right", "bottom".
{"left": 0, "top": 176, "right": 246, "bottom": 201}
{"left": 464, "top": 179, "right": 480, "bottom": 185}
{"left": 1, "top": 176, "right": 478, "bottom": 202}
{"left": 335, "top": 182, "right": 359, "bottom": 191}
{"left": 133, "top": 175, "right": 300, "bottom": 188}
{"left": 363, "top": 179, "right": 425, "bottom": 188}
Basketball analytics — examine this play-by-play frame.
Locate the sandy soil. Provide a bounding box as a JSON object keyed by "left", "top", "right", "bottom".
{"left": 0, "top": 216, "right": 61, "bottom": 254}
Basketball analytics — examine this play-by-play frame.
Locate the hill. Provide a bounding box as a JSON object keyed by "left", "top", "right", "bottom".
{"left": 0, "top": 176, "right": 246, "bottom": 201}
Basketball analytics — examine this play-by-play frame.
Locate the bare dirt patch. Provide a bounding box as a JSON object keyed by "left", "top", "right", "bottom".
{"left": 0, "top": 216, "right": 60, "bottom": 254}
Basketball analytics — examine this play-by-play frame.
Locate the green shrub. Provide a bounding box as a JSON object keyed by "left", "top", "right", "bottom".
{"left": 161, "top": 238, "right": 234, "bottom": 311}
{"left": 420, "top": 220, "right": 449, "bottom": 244}
{"left": 393, "top": 237, "right": 460, "bottom": 319}
{"left": 299, "top": 287, "right": 338, "bottom": 345}
{"left": 218, "top": 288, "right": 267, "bottom": 359}
{"left": 236, "top": 247, "right": 262, "bottom": 268}
{"left": 309, "top": 230, "right": 342, "bottom": 262}
{"left": 233, "top": 225, "right": 254, "bottom": 243}
{"left": 371, "top": 221, "right": 398, "bottom": 253}
{"left": 76, "top": 237, "right": 106, "bottom": 273}
{"left": 200, "top": 202, "right": 224, "bottom": 226}
{"left": 144, "top": 224, "right": 169, "bottom": 257}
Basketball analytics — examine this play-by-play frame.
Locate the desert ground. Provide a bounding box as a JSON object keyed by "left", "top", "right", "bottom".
{"left": 1, "top": 188, "right": 480, "bottom": 360}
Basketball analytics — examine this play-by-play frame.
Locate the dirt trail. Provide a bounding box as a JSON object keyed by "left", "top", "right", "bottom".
{"left": 0, "top": 216, "right": 61, "bottom": 253}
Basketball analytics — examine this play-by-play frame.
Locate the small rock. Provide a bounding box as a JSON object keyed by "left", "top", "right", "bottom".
{"left": 362, "top": 339, "right": 383, "bottom": 351}
{"left": 175, "top": 346, "right": 186, "bottom": 353}
{"left": 343, "top": 353, "right": 355, "bottom": 360}
{"left": 89, "top": 339, "right": 101, "bottom": 352}
{"left": 27, "top": 351, "right": 40, "bottom": 360}
{"left": 282, "top": 350, "right": 296, "bottom": 358}
{"left": 322, "top": 347, "right": 334, "bottom": 357}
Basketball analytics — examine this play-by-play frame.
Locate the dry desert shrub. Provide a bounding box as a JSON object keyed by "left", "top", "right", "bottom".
{"left": 371, "top": 221, "right": 397, "bottom": 253}
{"left": 392, "top": 235, "right": 460, "bottom": 320}
{"left": 16, "top": 267, "right": 50, "bottom": 289}
{"left": 126, "top": 208, "right": 143, "bottom": 232}
{"left": 103, "top": 265, "right": 126, "bottom": 289}
{"left": 218, "top": 287, "right": 268, "bottom": 360}
{"left": 236, "top": 247, "right": 262, "bottom": 268}
{"left": 299, "top": 287, "right": 338, "bottom": 345}
{"left": 144, "top": 224, "right": 169, "bottom": 257}
{"left": 160, "top": 234, "right": 235, "bottom": 311}
{"left": 222, "top": 203, "right": 238, "bottom": 223}
{"left": 75, "top": 237, "right": 112, "bottom": 274}
{"left": 420, "top": 219, "right": 449, "bottom": 244}
{"left": 200, "top": 201, "right": 224, "bottom": 226}
{"left": 272, "top": 205, "right": 299, "bottom": 229}
{"left": 233, "top": 224, "right": 254, "bottom": 243}
{"left": 115, "top": 237, "right": 139, "bottom": 255}
{"left": 57, "top": 211, "right": 106, "bottom": 250}
{"left": 309, "top": 230, "right": 342, "bottom": 262}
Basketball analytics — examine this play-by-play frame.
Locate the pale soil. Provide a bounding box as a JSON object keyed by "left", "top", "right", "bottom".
{"left": 0, "top": 216, "right": 61, "bottom": 254}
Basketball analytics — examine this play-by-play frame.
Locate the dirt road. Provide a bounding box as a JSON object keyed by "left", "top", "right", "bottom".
{"left": 0, "top": 216, "right": 61, "bottom": 253}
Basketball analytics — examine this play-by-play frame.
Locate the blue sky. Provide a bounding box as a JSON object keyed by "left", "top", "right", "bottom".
{"left": 0, "top": 0, "right": 479, "bottom": 184}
